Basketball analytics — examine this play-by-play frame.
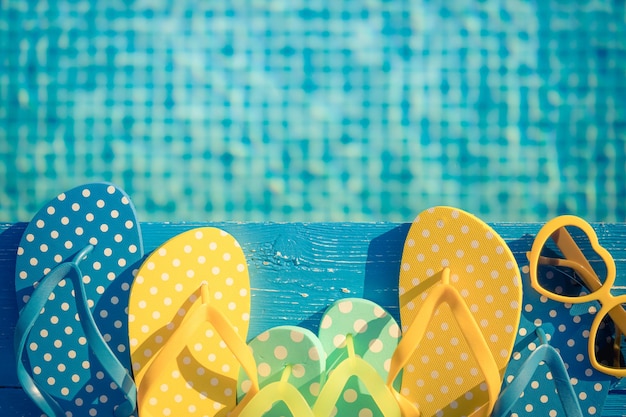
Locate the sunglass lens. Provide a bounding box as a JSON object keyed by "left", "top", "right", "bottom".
{"left": 594, "top": 305, "right": 626, "bottom": 371}
{"left": 535, "top": 225, "right": 608, "bottom": 296}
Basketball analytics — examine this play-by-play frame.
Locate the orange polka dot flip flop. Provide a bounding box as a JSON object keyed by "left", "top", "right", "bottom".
{"left": 387, "top": 206, "right": 523, "bottom": 417}
{"left": 128, "top": 227, "right": 258, "bottom": 417}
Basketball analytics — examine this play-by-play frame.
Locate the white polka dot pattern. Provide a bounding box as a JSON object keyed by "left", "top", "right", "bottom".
{"left": 317, "top": 298, "right": 401, "bottom": 416}
{"left": 502, "top": 265, "right": 613, "bottom": 417}
{"left": 14, "top": 182, "right": 143, "bottom": 416}
{"left": 398, "top": 206, "right": 522, "bottom": 417}
{"left": 128, "top": 227, "right": 251, "bottom": 417}
{"left": 237, "top": 325, "right": 326, "bottom": 415}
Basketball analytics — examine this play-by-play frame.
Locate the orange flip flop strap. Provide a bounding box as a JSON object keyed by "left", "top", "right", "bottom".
{"left": 388, "top": 276, "right": 501, "bottom": 416}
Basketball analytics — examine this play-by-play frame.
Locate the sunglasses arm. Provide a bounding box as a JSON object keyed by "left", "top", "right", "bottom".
{"left": 532, "top": 254, "right": 603, "bottom": 292}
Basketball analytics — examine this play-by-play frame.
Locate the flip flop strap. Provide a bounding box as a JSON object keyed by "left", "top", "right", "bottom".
{"left": 137, "top": 298, "right": 259, "bottom": 415}
{"left": 14, "top": 261, "right": 137, "bottom": 417}
{"left": 387, "top": 281, "right": 501, "bottom": 417}
{"left": 313, "top": 355, "right": 401, "bottom": 417}
{"left": 237, "top": 380, "right": 316, "bottom": 417}
{"left": 491, "top": 343, "right": 583, "bottom": 417}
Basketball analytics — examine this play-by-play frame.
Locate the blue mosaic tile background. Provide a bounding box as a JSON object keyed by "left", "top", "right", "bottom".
{"left": 1, "top": 1, "right": 625, "bottom": 222}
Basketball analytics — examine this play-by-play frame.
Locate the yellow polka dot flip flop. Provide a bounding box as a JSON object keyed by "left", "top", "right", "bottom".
{"left": 387, "top": 206, "right": 522, "bottom": 417}
{"left": 128, "top": 227, "right": 258, "bottom": 417}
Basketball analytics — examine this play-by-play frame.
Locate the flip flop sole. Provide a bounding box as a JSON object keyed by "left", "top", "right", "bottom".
{"left": 14, "top": 182, "right": 143, "bottom": 415}
{"left": 398, "top": 206, "right": 522, "bottom": 416}
{"left": 128, "top": 227, "right": 251, "bottom": 416}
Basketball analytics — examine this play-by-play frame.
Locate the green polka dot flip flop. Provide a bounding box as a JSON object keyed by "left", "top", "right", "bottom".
{"left": 14, "top": 182, "right": 144, "bottom": 417}
{"left": 128, "top": 227, "right": 258, "bottom": 417}
{"left": 388, "top": 206, "right": 523, "bottom": 417}
{"left": 236, "top": 325, "right": 326, "bottom": 417}
{"left": 314, "top": 297, "right": 402, "bottom": 417}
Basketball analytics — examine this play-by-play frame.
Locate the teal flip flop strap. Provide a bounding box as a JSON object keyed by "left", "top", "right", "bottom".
{"left": 492, "top": 330, "right": 583, "bottom": 417}
{"left": 14, "top": 248, "right": 137, "bottom": 417}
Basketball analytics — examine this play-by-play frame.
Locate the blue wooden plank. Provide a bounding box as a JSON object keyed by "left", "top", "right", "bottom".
{"left": 1, "top": 221, "right": 626, "bottom": 416}
{"left": 0, "top": 389, "right": 42, "bottom": 416}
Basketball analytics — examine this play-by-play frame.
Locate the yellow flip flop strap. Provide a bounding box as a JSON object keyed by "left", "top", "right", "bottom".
{"left": 387, "top": 268, "right": 501, "bottom": 417}
{"left": 238, "top": 365, "right": 316, "bottom": 417}
{"left": 313, "top": 334, "right": 401, "bottom": 417}
{"left": 137, "top": 283, "right": 259, "bottom": 416}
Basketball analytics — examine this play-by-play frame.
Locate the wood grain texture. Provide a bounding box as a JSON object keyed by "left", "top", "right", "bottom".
{"left": 1, "top": 221, "right": 625, "bottom": 416}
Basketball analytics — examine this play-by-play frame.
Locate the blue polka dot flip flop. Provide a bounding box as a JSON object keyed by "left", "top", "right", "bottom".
{"left": 495, "top": 264, "right": 613, "bottom": 417}
{"left": 493, "top": 327, "right": 583, "bottom": 417}
{"left": 236, "top": 325, "right": 326, "bottom": 417}
{"left": 314, "top": 297, "right": 402, "bottom": 417}
{"left": 14, "top": 182, "right": 144, "bottom": 417}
